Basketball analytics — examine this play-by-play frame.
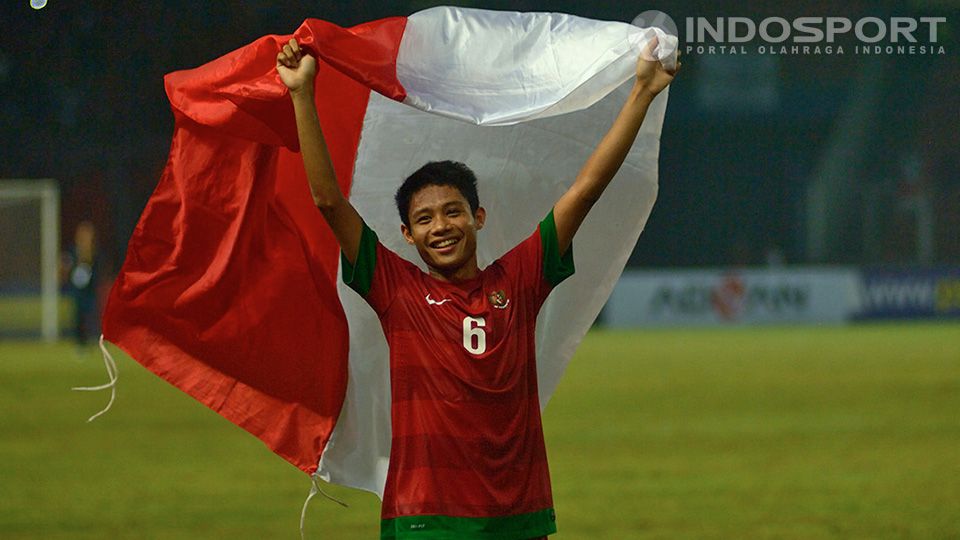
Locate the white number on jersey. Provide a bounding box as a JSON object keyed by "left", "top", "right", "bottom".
{"left": 462, "top": 316, "right": 486, "bottom": 355}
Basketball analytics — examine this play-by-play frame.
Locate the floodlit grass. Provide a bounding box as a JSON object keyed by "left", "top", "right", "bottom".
{"left": 1, "top": 323, "right": 958, "bottom": 539}
{"left": 0, "top": 295, "right": 73, "bottom": 335}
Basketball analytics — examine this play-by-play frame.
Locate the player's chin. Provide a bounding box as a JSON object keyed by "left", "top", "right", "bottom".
{"left": 429, "top": 253, "right": 462, "bottom": 271}
{"left": 428, "top": 249, "right": 468, "bottom": 272}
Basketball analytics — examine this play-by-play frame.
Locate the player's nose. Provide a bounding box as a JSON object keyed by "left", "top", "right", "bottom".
{"left": 432, "top": 215, "right": 452, "bottom": 234}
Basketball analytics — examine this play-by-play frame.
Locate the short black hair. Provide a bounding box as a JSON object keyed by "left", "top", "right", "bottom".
{"left": 394, "top": 161, "right": 480, "bottom": 227}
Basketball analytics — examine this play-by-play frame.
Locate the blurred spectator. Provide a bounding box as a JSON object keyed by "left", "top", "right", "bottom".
{"left": 63, "top": 221, "right": 100, "bottom": 346}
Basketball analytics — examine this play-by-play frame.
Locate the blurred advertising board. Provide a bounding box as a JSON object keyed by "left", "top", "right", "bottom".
{"left": 854, "top": 268, "right": 960, "bottom": 320}
{"left": 604, "top": 268, "right": 859, "bottom": 327}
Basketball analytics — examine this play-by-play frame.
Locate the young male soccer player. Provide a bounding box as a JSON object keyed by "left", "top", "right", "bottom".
{"left": 278, "top": 37, "right": 678, "bottom": 540}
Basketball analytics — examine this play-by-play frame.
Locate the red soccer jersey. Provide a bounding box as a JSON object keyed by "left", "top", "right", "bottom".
{"left": 343, "top": 211, "right": 574, "bottom": 540}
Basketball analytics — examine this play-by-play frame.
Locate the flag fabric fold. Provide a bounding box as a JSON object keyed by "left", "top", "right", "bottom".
{"left": 103, "top": 6, "right": 674, "bottom": 494}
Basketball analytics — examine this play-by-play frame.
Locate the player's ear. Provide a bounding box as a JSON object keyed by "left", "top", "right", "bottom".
{"left": 474, "top": 207, "right": 486, "bottom": 231}
{"left": 401, "top": 224, "right": 415, "bottom": 244}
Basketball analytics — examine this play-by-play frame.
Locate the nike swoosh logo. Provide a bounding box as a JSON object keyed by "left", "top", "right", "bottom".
{"left": 425, "top": 294, "right": 451, "bottom": 305}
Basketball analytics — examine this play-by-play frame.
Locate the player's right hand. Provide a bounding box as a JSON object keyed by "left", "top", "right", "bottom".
{"left": 277, "top": 38, "right": 316, "bottom": 94}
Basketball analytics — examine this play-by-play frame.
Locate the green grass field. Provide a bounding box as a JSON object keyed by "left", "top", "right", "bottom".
{"left": 0, "top": 295, "right": 74, "bottom": 335}
{"left": 1, "top": 324, "right": 958, "bottom": 539}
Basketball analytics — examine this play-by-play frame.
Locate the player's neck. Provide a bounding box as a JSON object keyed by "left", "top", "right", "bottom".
{"left": 428, "top": 257, "right": 480, "bottom": 284}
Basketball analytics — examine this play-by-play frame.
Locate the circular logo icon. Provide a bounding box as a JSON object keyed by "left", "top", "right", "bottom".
{"left": 631, "top": 10, "right": 678, "bottom": 38}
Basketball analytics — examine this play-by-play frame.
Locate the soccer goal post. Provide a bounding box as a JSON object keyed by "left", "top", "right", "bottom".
{"left": 0, "top": 179, "right": 60, "bottom": 342}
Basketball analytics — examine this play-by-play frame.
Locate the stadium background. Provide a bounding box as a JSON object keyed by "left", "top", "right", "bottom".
{"left": 1, "top": 0, "right": 958, "bottom": 538}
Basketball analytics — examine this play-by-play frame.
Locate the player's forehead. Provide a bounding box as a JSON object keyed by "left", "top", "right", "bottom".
{"left": 408, "top": 184, "right": 469, "bottom": 214}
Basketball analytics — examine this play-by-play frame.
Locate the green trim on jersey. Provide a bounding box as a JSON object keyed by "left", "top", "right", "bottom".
{"left": 381, "top": 508, "right": 557, "bottom": 539}
{"left": 343, "top": 212, "right": 573, "bottom": 295}
{"left": 540, "top": 210, "right": 575, "bottom": 287}
{"left": 341, "top": 222, "right": 378, "bottom": 297}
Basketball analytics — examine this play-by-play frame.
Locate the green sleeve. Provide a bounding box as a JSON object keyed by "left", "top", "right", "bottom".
{"left": 539, "top": 209, "right": 576, "bottom": 287}
{"left": 341, "top": 222, "right": 378, "bottom": 297}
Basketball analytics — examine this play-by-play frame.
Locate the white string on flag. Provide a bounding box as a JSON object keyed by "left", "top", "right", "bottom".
{"left": 72, "top": 334, "right": 118, "bottom": 422}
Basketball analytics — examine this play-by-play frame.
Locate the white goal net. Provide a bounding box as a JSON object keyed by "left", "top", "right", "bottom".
{"left": 0, "top": 179, "right": 60, "bottom": 342}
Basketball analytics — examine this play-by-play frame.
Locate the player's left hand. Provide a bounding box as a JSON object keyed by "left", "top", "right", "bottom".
{"left": 635, "top": 35, "right": 681, "bottom": 96}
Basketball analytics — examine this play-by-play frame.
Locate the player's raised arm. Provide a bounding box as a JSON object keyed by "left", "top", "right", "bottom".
{"left": 552, "top": 37, "right": 680, "bottom": 255}
{"left": 277, "top": 38, "right": 364, "bottom": 264}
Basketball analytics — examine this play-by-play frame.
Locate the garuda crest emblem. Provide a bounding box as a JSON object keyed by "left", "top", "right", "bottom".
{"left": 487, "top": 290, "right": 510, "bottom": 309}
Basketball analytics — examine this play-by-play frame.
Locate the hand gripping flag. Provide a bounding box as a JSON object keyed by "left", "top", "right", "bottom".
{"left": 102, "top": 6, "right": 676, "bottom": 496}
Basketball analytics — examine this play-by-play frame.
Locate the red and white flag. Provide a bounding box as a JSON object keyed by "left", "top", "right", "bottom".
{"left": 102, "top": 6, "right": 675, "bottom": 496}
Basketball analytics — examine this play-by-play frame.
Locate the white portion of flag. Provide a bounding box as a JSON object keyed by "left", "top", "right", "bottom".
{"left": 397, "top": 6, "right": 677, "bottom": 126}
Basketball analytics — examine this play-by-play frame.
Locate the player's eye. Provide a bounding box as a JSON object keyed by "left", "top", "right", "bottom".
{"left": 417, "top": 216, "right": 430, "bottom": 224}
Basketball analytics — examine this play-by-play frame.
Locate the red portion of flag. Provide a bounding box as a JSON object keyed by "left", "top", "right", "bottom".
{"left": 103, "top": 17, "right": 407, "bottom": 473}
{"left": 298, "top": 17, "right": 408, "bottom": 105}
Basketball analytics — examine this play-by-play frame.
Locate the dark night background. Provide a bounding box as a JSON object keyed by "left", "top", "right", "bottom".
{"left": 2, "top": 0, "right": 958, "bottom": 280}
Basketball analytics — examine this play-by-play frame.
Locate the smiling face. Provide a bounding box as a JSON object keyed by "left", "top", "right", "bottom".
{"left": 401, "top": 184, "right": 486, "bottom": 283}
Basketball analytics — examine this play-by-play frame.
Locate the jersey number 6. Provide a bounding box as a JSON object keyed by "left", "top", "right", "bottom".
{"left": 462, "top": 316, "right": 486, "bottom": 355}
